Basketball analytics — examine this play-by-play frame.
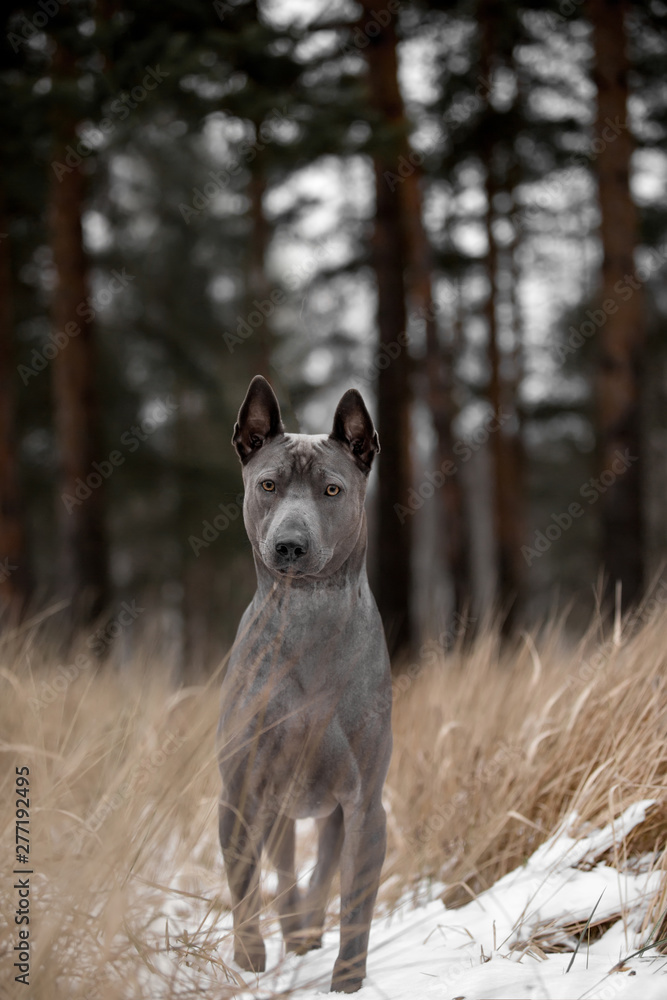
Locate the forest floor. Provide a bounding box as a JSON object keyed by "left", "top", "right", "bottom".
{"left": 2, "top": 593, "right": 667, "bottom": 999}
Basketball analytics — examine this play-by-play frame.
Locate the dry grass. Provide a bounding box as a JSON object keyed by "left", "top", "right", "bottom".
{"left": 1, "top": 593, "right": 667, "bottom": 998}
{"left": 386, "top": 595, "right": 667, "bottom": 913}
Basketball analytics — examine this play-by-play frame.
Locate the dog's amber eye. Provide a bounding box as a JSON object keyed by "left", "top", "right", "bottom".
{"left": 325, "top": 484, "right": 341, "bottom": 496}
{"left": 261, "top": 480, "right": 276, "bottom": 492}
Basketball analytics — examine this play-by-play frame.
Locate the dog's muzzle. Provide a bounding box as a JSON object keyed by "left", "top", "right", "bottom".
{"left": 272, "top": 529, "right": 311, "bottom": 573}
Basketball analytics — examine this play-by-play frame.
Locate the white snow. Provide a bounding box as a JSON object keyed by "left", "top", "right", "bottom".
{"left": 135, "top": 800, "right": 667, "bottom": 999}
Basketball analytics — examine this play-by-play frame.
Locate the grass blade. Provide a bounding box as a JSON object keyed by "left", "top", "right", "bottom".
{"left": 566, "top": 890, "right": 606, "bottom": 973}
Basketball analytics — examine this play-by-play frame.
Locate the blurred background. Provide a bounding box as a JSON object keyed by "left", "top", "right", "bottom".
{"left": 1, "top": 0, "right": 666, "bottom": 674}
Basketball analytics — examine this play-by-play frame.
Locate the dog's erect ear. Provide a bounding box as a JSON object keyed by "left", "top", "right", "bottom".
{"left": 232, "top": 375, "right": 284, "bottom": 463}
{"left": 329, "top": 389, "right": 380, "bottom": 473}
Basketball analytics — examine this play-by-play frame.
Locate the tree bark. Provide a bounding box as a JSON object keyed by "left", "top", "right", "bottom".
{"left": 0, "top": 199, "right": 31, "bottom": 620}
{"left": 362, "top": 0, "right": 413, "bottom": 655}
{"left": 246, "top": 161, "right": 272, "bottom": 381}
{"left": 400, "top": 170, "right": 471, "bottom": 619}
{"left": 49, "top": 45, "right": 109, "bottom": 623}
{"left": 479, "top": 0, "right": 525, "bottom": 634}
{"left": 588, "top": 0, "right": 644, "bottom": 609}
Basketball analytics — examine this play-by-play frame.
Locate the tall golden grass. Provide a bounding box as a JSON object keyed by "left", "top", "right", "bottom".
{"left": 1, "top": 591, "right": 666, "bottom": 998}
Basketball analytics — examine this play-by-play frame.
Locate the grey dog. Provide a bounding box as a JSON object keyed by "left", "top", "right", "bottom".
{"left": 216, "top": 375, "right": 392, "bottom": 993}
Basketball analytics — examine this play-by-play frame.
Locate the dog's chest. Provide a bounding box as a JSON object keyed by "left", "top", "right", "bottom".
{"left": 251, "top": 682, "right": 362, "bottom": 818}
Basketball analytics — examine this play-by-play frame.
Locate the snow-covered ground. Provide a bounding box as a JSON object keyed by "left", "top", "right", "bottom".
{"left": 141, "top": 800, "right": 667, "bottom": 999}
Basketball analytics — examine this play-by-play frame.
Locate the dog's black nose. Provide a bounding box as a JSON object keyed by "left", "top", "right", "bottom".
{"left": 275, "top": 536, "right": 309, "bottom": 562}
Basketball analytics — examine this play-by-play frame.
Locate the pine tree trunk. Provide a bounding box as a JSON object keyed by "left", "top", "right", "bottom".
{"left": 479, "top": 0, "right": 524, "bottom": 633}
{"left": 0, "top": 200, "right": 31, "bottom": 620}
{"left": 484, "top": 199, "right": 521, "bottom": 630}
{"left": 246, "top": 162, "right": 272, "bottom": 381}
{"left": 362, "top": 0, "right": 413, "bottom": 654}
{"left": 400, "top": 170, "right": 471, "bottom": 619}
{"left": 50, "top": 46, "right": 109, "bottom": 623}
{"left": 588, "top": 0, "right": 644, "bottom": 609}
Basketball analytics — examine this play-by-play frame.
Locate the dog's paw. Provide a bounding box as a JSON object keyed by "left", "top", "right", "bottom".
{"left": 329, "top": 975, "right": 363, "bottom": 994}
{"left": 330, "top": 957, "right": 364, "bottom": 993}
{"left": 286, "top": 930, "right": 323, "bottom": 955}
{"left": 234, "top": 936, "right": 266, "bottom": 973}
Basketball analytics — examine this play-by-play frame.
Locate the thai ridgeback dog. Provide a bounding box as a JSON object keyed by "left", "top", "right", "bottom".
{"left": 217, "top": 376, "right": 392, "bottom": 993}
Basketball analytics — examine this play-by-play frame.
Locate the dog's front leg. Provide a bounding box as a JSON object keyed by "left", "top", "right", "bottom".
{"left": 264, "top": 813, "right": 305, "bottom": 953}
{"left": 300, "top": 804, "right": 345, "bottom": 951}
{"left": 331, "top": 797, "right": 387, "bottom": 993}
{"left": 219, "top": 797, "right": 266, "bottom": 973}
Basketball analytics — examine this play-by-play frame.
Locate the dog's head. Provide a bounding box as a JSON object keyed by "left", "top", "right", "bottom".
{"left": 232, "top": 376, "right": 379, "bottom": 579}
